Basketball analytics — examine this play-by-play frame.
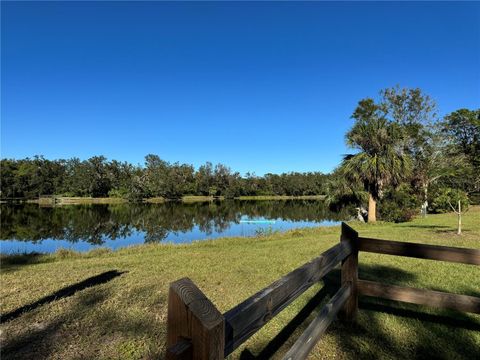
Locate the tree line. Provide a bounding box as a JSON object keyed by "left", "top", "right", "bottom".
{"left": 0, "top": 155, "right": 329, "bottom": 200}
{"left": 1, "top": 86, "right": 478, "bottom": 223}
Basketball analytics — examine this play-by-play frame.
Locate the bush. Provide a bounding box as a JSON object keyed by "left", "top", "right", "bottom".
{"left": 379, "top": 184, "right": 420, "bottom": 223}
{"left": 429, "top": 187, "right": 469, "bottom": 213}
{"left": 108, "top": 187, "right": 129, "bottom": 199}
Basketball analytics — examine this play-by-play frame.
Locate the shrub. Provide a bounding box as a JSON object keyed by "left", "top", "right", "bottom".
{"left": 429, "top": 187, "right": 469, "bottom": 213}
{"left": 379, "top": 184, "right": 420, "bottom": 223}
{"left": 55, "top": 248, "right": 80, "bottom": 258}
{"left": 86, "top": 247, "right": 112, "bottom": 257}
{"left": 108, "top": 187, "right": 129, "bottom": 199}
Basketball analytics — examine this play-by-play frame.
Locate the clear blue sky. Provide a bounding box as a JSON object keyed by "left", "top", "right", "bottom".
{"left": 2, "top": 1, "right": 479, "bottom": 175}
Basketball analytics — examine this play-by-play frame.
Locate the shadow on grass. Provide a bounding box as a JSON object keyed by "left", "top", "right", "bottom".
{"left": 1, "top": 271, "right": 165, "bottom": 360}
{"left": 360, "top": 298, "right": 480, "bottom": 332}
{"left": 434, "top": 229, "right": 472, "bottom": 234}
{"left": 397, "top": 223, "right": 452, "bottom": 229}
{"left": 359, "top": 264, "right": 416, "bottom": 284}
{"left": 0, "top": 252, "right": 53, "bottom": 273}
{"left": 1, "top": 287, "right": 162, "bottom": 359}
{"left": 239, "top": 265, "right": 480, "bottom": 359}
{"left": 1, "top": 270, "right": 126, "bottom": 323}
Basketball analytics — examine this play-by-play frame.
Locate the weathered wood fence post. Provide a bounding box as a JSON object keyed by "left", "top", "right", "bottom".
{"left": 339, "top": 222, "right": 359, "bottom": 322}
{"left": 166, "top": 277, "right": 225, "bottom": 360}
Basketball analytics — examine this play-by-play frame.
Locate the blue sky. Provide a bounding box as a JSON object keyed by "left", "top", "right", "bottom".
{"left": 2, "top": 1, "right": 479, "bottom": 175}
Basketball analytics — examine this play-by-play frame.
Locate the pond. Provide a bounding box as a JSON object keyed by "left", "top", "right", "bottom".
{"left": 0, "top": 200, "right": 349, "bottom": 254}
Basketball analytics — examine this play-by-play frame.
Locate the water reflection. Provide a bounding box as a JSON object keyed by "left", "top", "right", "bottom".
{"left": 0, "top": 201, "right": 349, "bottom": 253}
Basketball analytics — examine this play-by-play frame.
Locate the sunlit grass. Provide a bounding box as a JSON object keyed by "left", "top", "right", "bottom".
{"left": 1, "top": 208, "right": 479, "bottom": 359}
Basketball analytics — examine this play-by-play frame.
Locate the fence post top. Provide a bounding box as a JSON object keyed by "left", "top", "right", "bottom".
{"left": 341, "top": 222, "right": 358, "bottom": 238}
{"left": 169, "top": 277, "right": 224, "bottom": 330}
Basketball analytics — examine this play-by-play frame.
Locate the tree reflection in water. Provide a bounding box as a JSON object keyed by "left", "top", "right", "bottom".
{"left": 0, "top": 201, "right": 350, "bottom": 246}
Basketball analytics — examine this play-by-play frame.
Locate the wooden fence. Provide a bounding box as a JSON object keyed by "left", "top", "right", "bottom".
{"left": 166, "top": 223, "right": 480, "bottom": 360}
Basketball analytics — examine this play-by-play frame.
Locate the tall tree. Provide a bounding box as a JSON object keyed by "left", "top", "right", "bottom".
{"left": 380, "top": 86, "right": 440, "bottom": 215}
{"left": 340, "top": 98, "right": 412, "bottom": 222}
{"left": 441, "top": 109, "right": 480, "bottom": 195}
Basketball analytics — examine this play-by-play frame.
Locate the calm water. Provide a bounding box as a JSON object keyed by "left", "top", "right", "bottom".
{"left": 0, "top": 200, "right": 348, "bottom": 254}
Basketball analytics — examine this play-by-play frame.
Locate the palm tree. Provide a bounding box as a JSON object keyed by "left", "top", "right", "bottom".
{"left": 340, "top": 99, "right": 412, "bottom": 222}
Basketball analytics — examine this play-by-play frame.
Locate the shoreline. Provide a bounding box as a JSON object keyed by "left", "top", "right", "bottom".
{"left": 6, "top": 194, "right": 327, "bottom": 205}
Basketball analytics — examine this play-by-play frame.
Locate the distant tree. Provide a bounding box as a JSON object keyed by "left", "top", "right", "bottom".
{"left": 340, "top": 98, "right": 412, "bottom": 222}
{"left": 144, "top": 154, "right": 169, "bottom": 198}
{"left": 440, "top": 109, "right": 480, "bottom": 195}
{"left": 380, "top": 86, "right": 440, "bottom": 215}
{"left": 0, "top": 159, "right": 19, "bottom": 198}
{"left": 213, "top": 163, "right": 232, "bottom": 196}
{"left": 195, "top": 162, "right": 214, "bottom": 196}
{"left": 87, "top": 156, "right": 111, "bottom": 197}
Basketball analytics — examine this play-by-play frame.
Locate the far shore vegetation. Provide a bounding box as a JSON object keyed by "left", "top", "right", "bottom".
{"left": 2, "top": 87, "right": 479, "bottom": 224}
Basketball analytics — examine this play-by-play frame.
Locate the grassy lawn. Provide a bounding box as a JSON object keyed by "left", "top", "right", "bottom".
{"left": 1, "top": 208, "right": 479, "bottom": 359}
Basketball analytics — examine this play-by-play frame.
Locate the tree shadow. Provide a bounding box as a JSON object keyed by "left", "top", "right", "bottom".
{"left": 434, "top": 229, "right": 472, "bottom": 234}
{"left": 1, "top": 272, "right": 163, "bottom": 360}
{"left": 1, "top": 270, "right": 126, "bottom": 323}
{"left": 238, "top": 265, "right": 480, "bottom": 359}
{"left": 338, "top": 264, "right": 480, "bottom": 360}
{"left": 398, "top": 224, "right": 451, "bottom": 229}
{"left": 0, "top": 252, "right": 52, "bottom": 273}
{"left": 359, "top": 264, "right": 416, "bottom": 284}
{"left": 360, "top": 298, "right": 480, "bottom": 332}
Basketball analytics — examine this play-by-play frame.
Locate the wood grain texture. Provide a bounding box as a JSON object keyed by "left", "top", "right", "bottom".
{"left": 281, "top": 284, "right": 351, "bottom": 360}
{"left": 166, "top": 338, "right": 192, "bottom": 360}
{"left": 167, "top": 278, "right": 225, "bottom": 360}
{"left": 358, "top": 237, "right": 480, "bottom": 265}
{"left": 223, "top": 241, "right": 352, "bottom": 356}
{"left": 358, "top": 279, "right": 480, "bottom": 314}
{"left": 339, "top": 222, "right": 359, "bottom": 322}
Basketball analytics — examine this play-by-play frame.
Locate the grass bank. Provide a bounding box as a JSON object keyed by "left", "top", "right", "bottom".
{"left": 1, "top": 209, "right": 479, "bottom": 359}
{"left": 27, "top": 195, "right": 226, "bottom": 205}
{"left": 144, "top": 195, "right": 226, "bottom": 203}
{"left": 235, "top": 195, "right": 326, "bottom": 200}
{"left": 24, "top": 195, "right": 325, "bottom": 205}
{"left": 27, "top": 197, "right": 128, "bottom": 205}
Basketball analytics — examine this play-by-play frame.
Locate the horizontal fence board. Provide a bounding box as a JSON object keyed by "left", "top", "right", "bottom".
{"left": 223, "top": 241, "right": 352, "bottom": 356}
{"left": 281, "top": 284, "right": 351, "bottom": 360}
{"left": 358, "top": 237, "right": 480, "bottom": 265}
{"left": 358, "top": 280, "right": 480, "bottom": 314}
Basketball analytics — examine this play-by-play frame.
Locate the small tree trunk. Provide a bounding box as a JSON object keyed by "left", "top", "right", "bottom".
{"left": 457, "top": 200, "right": 462, "bottom": 235}
{"left": 422, "top": 183, "right": 428, "bottom": 218}
{"left": 368, "top": 193, "right": 376, "bottom": 223}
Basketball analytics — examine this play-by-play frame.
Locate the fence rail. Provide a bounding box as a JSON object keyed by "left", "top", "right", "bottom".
{"left": 358, "top": 237, "right": 480, "bottom": 265}
{"left": 166, "top": 223, "right": 480, "bottom": 360}
{"left": 223, "top": 240, "right": 352, "bottom": 356}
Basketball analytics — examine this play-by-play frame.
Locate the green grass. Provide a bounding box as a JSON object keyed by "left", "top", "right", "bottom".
{"left": 1, "top": 208, "right": 479, "bottom": 359}
{"left": 28, "top": 197, "right": 128, "bottom": 205}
